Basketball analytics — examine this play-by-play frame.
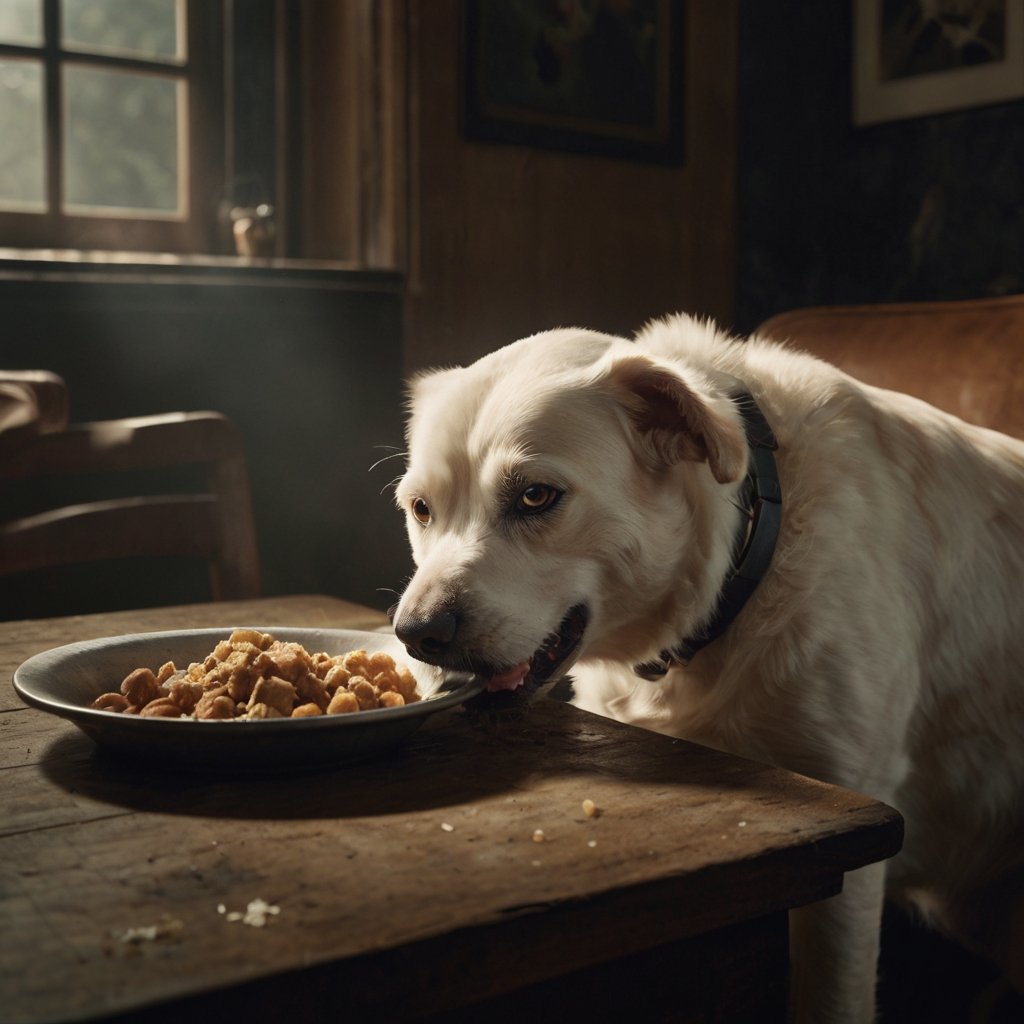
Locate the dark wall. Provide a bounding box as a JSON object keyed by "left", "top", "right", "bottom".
{"left": 736, "top": 2, "right": 1024, "bottom": 334}
{"left": 1, "top": 259, "right": 412, "bottom": 617}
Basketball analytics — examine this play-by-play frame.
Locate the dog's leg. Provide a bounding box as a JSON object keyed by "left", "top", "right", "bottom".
{"left": 789, "top": 861, "right": 886, "bottom": 1024}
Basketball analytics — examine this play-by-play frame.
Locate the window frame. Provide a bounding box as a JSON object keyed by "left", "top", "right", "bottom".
{"left": 0, "top": 0, "right": 224, "bottom": 254}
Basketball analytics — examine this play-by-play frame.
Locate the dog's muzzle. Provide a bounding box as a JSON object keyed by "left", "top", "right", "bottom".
{"left": 392, "top": 602, "right": 589, "bottom": 691}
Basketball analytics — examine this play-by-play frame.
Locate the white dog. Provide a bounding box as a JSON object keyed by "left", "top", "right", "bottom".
{"left": 391, "top": 313, "right": 1024, "bottom": 1022}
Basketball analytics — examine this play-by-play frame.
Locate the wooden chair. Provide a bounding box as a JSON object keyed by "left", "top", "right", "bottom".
{"left": 0, "top": 372, "right": 261, "bottom": 615}
{"left": 0, "top": 369, "right": 70, "bottom": 457}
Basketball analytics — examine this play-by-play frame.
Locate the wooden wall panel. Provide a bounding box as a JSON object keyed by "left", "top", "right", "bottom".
{"left": 404, "top": 0, "right": 738, "bottom": 372}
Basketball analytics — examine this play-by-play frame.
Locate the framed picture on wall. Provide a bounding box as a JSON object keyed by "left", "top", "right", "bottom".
{"left": 460, "top": 0, "right": 685, "bottom": 164}
{"left": 853, "top": 0, "right": 1024, "bottom": 125}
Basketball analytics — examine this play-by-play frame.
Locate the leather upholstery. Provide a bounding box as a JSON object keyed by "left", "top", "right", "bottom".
{"left": 757, "top": 294, "right": 1024, "bottom": 441}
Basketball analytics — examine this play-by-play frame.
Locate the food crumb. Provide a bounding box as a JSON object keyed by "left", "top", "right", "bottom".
{"left": 738, "top": 820, "right": 748, "bottom": 828}
{"left": 582, "top": 798, "right": 599, "bottom": 818}
{"left": 532, "top": 829, "right": 545, "bottom": 843}
{"left": 440, "top": 822, "right": 455, "bottom": 832}
{"left": 587, "top": 839, "right": 597, "bottom": 848}
{"left": 221, "top": 898, "right": 280, "bottom": 927}
{"left": 117, "top": 915, "right": 183, "bottom": 945}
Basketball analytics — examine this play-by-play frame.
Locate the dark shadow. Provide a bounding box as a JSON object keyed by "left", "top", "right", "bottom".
{"left": 876, "top": 902, "right": 1024, "bottom": 1023}
{"left": 37, "top": 689, "right": 764, "bottom": 821}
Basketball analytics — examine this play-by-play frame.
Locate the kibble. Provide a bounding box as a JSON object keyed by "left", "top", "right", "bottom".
{"left": 90, "top": 630, "right": 421, "bottom": 721}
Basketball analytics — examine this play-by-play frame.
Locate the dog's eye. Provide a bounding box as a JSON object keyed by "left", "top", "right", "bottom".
{"left": 517, "top": 484, "right": 561, "bottom": 514}
{"left": 411, "top": 498, "right": 431, "bottom": 524}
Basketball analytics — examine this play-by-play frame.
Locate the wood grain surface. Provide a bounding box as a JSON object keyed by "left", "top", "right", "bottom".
{"left": 1, "top": 595, "right": 902, "bottom": 1022}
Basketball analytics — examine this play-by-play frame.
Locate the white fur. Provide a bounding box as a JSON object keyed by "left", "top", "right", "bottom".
{"left": 394, "top": 313, "right": 1024, "bottom": 1022}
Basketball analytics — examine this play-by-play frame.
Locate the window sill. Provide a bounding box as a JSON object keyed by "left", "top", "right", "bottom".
{"left": 0, "top": 248, "right": 403, "bottom": 291}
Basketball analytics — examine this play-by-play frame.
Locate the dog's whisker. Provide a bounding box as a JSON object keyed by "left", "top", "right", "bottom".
{"left": 368, "top": 449, "right": 408, "bottom": 474}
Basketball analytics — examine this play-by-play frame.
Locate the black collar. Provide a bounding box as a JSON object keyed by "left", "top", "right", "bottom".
{"left": 633, "top": 389, "right": 782, "bottom": 680}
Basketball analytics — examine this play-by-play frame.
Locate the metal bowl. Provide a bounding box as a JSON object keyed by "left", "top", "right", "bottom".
{"left": 13, "top": 626, "right": 483, "bottom": 771}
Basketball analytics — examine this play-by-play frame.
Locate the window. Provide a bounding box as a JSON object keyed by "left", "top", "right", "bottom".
{"left": 0, "top": 0, "right": 223, "bottom": 253}
{"left": 0, "top": 1, "right": 406, "bottom": 268}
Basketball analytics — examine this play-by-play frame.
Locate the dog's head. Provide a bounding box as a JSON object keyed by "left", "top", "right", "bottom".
{"left": 392, "top": 324, "right": 749, "bottom": 691}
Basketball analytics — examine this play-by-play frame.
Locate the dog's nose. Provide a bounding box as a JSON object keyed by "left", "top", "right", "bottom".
{"left": 393, "top": 609, "right": 458, "bottom": 661}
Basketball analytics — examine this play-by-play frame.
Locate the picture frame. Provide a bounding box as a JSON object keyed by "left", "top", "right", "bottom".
{"left": 460, "top": 0, "right": 685, "bottom": 165}
{"left": 853, "top": 0, "right": 1024, "bottom": 125}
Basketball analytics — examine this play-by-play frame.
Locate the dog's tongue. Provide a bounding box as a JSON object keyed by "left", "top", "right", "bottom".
{"left": 485, "top": 662, "right": 530, "bottom": 692}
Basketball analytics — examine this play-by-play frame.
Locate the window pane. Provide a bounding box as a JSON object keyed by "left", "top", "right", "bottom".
{"left": 0, "top": 59, "right": 46, "bottom": 211}
{"left": 0, "top": 0, "right": 42, "bottom": 46}
{"left": 62, "top": 0, "right": 183, "bottom": 62}
{"left": 63, "top": 65, "right": 183, "bottom": 216}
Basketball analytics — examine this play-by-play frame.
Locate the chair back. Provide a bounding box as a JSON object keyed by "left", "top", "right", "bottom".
{"left": 757, "top": 294, "right": 1024, "bottom": 440}
{"left": 1, "top": 378, "right": 261, "bottom": 616}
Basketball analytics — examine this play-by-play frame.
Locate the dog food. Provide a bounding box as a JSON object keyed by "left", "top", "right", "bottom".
{"left": 90, "top": 629, "right": 421, "bottom": 720}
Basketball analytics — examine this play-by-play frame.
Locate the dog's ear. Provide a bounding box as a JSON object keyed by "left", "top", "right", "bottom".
{"left": 405, "top": 366, "right": 455, "bottom": 408}
{"left": 604, "top": 355, "right": 747, "bottom": 484}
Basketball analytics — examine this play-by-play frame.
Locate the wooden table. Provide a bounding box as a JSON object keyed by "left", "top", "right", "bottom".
{"left": 1, "top": 594, "right": 902, "bottom": 1023}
